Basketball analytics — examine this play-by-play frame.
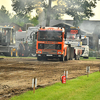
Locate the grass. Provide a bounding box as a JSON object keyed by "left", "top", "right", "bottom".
{"left": 10, "top": 71, "right": 100, "bottom": 100}
{"left": 0, "top": 56, "right": 98, "bottom": 60}
{"left": 0, "top": 56, "right": 37, "bottom": 59}
{"left": 80, "top": 57, "right": 97, "bottom": 60}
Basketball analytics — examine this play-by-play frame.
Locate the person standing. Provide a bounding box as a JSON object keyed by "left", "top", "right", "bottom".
{"left": 18, "top": 41, "right": 25, "bottom": 56}
{"left": 24, "top": 41, "right": 30, "bottom": 57}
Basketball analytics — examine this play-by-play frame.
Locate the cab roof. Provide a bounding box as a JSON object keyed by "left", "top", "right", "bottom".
{"left": 39, "top": 27, "right": 64, "bottom": 31}
{"left": 0, "top": 26, "right": 14, "bottom": 29}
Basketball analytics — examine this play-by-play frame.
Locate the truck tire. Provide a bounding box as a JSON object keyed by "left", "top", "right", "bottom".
{"left": 9, "top": 49, "right": 13, "bottom": 57}
{"left": 60, "top": 54, "right": 64, "bottom": 61}
{"left": 78, "top": 55, "right": 80, "bottom": 60}
{"left": 65, "top": 47, "right": 69, "bottom": 61}
{"left": 3, "top": 53, "right": 9, "bottom": 56}
{"left": 70, "top": 47, "right": 74, "bottom": 60}
{"left": 69, "top": 47, "right": 71, "bottom": 60}
{"left": 43, "top": 56, "right": 47, "bottom": 61}
{"left": 13, "top": 50, "right": 18, "bottom": 57}
{"left": 3, "top": 49, "right": 13, "bottom": 57}
{"left": 37, "top": 56, "right": 42, "bottom": 61}
{"left": 83, "top": 57, "right": 89, "bottom": 59}
{"left": 75, "top": 55, "right": 80, "bottom": 60}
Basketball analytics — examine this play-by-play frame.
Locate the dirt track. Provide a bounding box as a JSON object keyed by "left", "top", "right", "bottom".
{"left": 0, "top": 58, "right": 100, "bottom": 100}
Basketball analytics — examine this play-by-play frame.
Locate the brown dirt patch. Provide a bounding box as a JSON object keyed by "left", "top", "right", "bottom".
{"left": 0, "top": 58, "right": 100, "bottom": 100}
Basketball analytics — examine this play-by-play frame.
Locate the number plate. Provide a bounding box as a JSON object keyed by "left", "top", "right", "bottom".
{"left": 46, "top": 54, "right": 53, "bottom": 56}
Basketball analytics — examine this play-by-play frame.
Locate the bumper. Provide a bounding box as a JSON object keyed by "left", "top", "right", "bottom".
{"left": 37, "top": 54, "right": 62, "bottom": 58}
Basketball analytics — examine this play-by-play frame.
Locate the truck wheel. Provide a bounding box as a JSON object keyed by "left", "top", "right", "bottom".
{"left": 60, "top": 54, "right": 64, "bottom": 61}
{"left": 65, "top": 54, "right": 67, "bottom": 61}
{"left": 3, "top": 53, "right": 8, "bottom": 56}
{"left": 65, "top": 48, "right": 68, "bottom": 61}
{"left": 75, "top": 55, "right": 78, "bottom": 60}
{"left": 78, "top": 55, "right": 80, "bottom": 60}
{"left": 9, "top": 49, "right": 13, "bottom": 57}
{"left": 69, "top": 47, "right": 71, "bottom": 60}
{"left": 14, "top": 50, "right": 18, "bottom": 57}
{"left": 43, "top": 57, "right": 47, "bottom": 61}
{"left": 37, "top": 56, "right": 42, "bottom": 61}
{"left": 83, "top": 57, "right": 89, "bottom": 59}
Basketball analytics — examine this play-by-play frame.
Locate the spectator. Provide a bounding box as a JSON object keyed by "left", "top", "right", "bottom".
{"left": 18, "top": 27, "right": 22, "bottom": 32}
{"left": 24, "top": 41, "right": 30, "bottom": 57}
{"left": 18, "top": 41, "right": 25, "bottom": 56}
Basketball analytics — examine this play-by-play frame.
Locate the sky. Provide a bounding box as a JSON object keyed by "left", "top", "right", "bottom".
{"left": 0, "top": 0, "right": 100, "bottom": 20}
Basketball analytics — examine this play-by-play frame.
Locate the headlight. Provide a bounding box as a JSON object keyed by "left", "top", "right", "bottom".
{"left": 38, "top": 51, "right": 41, "bottom": 53}
{"left": 58, "top": 52, "right": 61, "bottom": 54}
{"left": 55, "top": 44, "right": 61, "bottom": 50}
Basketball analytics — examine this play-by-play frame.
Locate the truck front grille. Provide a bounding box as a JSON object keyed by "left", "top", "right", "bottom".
{"left": 44, "top": 44, "right": 55, "bottom": 49}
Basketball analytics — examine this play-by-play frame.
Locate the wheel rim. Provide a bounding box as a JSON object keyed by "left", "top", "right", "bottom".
{"left": 11, "top": 50, "right": 13, "bottom": 57}
{"left": 16, "top": 51, "right": 18, "bottom": 57}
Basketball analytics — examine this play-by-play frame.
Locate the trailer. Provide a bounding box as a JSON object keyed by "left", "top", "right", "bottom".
{"left": 36, "top": 27, "right": 83, "bottom": 61}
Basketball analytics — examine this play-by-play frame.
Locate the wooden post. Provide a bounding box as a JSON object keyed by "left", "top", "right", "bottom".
{"left": 65, "top": 71, "right": 66, "bottom": 77}
{"left": 87, "top": 72, "right": 89, "bottom": 77}
{"left": 66, "top": 71, "right": 68, "bottom": 79}
{"left": 86, "top": 66, "right": 90, "bottom": 77}
{"left": 33, "top": 77, "right": 36, "bottom": 93}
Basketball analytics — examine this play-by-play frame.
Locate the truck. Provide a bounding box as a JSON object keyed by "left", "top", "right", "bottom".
{"left": 36, "top": 27, "right": 83, "bottom": 61}
{"left": 0, "top": 26, "right": 38, "bottom": 57}
{"left": 65, "top": 27, "right": 89, "bottom": 59}
{"left": 14, "top": 27, "right": 38, "bottom": 57}
{"left": 25, "top": 27, "right": 38, "bottom": 56}
{"left": 0, "top": 26, "right": 18, "bottom": 57}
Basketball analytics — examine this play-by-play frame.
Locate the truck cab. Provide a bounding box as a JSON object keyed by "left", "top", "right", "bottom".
{"left": 0, "top": 26, "right": 18, "bottom": 57}
{"left": 36, "top": 27, "right": 69, "bottom": 61}
{"left": 0, "top": 27, "right": 16, "bottom": 46}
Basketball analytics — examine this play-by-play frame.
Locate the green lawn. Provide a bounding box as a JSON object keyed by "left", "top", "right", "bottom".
{"left": 10, "top": 71, "right": 100, "bottom": 100}
{"left": 80, "top": 57, "right": 97, "bottom": 60}
{"left": 0, "top": 56, "right": 98, "bottom": 60}
{"left": 0, "top": 56, "right": 36, "bottom": 59}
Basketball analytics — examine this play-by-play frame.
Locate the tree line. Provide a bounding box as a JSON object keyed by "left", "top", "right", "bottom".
{"left": 0, "top": 0, "right": 97, "bottom": 27}
{"left": 0, "top": 5, "right": 38, "bottom": 27}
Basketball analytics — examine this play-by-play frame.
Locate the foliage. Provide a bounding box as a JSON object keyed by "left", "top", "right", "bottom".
{"left": 11, "top": 0, "right": 97, "bottom": 27}
{"left": 0, "top": 5, "right": 11, "bottom": 23}
{"left": 30, "top": 16, "right": 39, "bottom": 26}
{"left": 11, "top": 14, "right": 31, "bottom": 26}
{"left": 53, "top": 0, "right": 97, "bottom": 27}
{"left": 10, "top": 71, "right": 100, "bottom": 100}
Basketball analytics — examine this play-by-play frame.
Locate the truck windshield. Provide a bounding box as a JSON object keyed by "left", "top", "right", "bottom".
{"left": 82, "top": 38, "right": 87, "bottom": 45}
{"left": 38, "top": 30, "right": 62, "bottom": 41}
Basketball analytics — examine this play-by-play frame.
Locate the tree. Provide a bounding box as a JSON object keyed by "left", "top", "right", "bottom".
{"left": 0, "top": 5, "right": 11, "bottom": 23}
{"left": 30, "top": 16, "right": 39, "bottom": 26}
{"left": 11, "top": 0, "right": 57, "bottom": 26}
{"left": 11, "top": 0, "right": 97, "bottom": 27}
{"left": 11, "top": 14, "right": 31, "bottom": 26}
{"left": 53, "top": 0, "right": 97, "bottom": 27}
